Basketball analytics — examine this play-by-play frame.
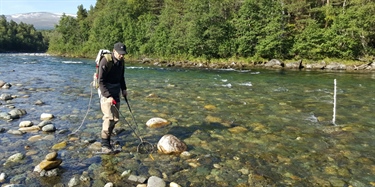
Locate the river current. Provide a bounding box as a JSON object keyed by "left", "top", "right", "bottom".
{"left": 0, "top": 53, "right": 374, "bottom": 186}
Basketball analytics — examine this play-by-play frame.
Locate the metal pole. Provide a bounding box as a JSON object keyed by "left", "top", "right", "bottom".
{"left": 332, "top": 79, "right": 337, "bottom": 125}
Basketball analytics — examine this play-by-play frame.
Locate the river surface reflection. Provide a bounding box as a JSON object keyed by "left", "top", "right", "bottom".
{"left": 0, "top": 53, "right": 374, "bottom": 186}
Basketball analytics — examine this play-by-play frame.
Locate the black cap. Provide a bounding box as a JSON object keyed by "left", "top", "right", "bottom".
{"left": 114, "top": 42, "right": 127, "bottom": 55}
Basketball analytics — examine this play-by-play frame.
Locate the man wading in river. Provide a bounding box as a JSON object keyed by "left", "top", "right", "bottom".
{"left": 98, "top": 42, "right": 127, "bottom": 154}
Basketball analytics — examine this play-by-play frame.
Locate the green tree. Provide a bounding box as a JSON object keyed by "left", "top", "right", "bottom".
{"left": 0, "top": 16, "right": 46, "bottom": 52}
{"left": 255, "top": 0, "right": 290, "bottom": 59}
{"left": 46, "top": 0, "right": 375, "bottom": 61}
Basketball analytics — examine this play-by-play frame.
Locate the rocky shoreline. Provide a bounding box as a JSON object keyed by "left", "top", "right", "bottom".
{"left": 137, "top": 58, "right": 375, "bottom": 72}
{"left": 0, "top": 80, "right": 190, "bottom": 187}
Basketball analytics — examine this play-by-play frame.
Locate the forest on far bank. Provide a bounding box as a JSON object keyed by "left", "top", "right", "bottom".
{"left": 1, "top": 0, "right": 375, "bottom": 64}
{"left": 0, "top": 15, "right": 49, "bottom": 53}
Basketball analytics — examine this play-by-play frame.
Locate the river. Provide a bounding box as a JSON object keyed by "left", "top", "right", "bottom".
{"left": 0, "top": 53, "right": 374, "bottom": 186}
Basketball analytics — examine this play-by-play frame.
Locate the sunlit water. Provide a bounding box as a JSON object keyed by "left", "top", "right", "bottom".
{"left": 0, "top": 53, "right": 374, "bottom": 186}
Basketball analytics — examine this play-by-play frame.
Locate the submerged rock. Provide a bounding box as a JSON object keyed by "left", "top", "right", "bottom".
{"left": 5, "top": 153, "right": 24, "bottom": 164}
{"left": 52, "top": 141, "right": 67, "bottom": 150}
{"left": 146, "top": 117, "right": 170, "bottom": 128}
{"left": 147, "top": 176, "right": 166, "bottom": 187}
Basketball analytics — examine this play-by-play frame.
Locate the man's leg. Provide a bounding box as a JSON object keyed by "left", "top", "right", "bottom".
{"left": 100, "top": 97, "right": 119, "bottom": 152}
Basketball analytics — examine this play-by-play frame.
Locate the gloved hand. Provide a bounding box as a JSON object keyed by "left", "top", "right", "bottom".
{"left": 122, "top": 90, "right": 127, "bottom": 98}
{"left": 108, "top": 97, "right": 116, "bottom": 105}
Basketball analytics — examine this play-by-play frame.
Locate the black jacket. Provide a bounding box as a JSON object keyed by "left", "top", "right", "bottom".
{"left": 98, "top": 53, "right": 126, "bottom": 100}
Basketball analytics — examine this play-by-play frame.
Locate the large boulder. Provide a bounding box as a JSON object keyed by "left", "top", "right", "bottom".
{"left": 157, "top": 134, "right": 187, "bottom": 155}
{"left": 264, "top": 59, "right": 284, "bottom": 68}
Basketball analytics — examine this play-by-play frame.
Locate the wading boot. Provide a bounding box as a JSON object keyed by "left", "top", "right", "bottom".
{"left": 101, "top": 138, "right": 113, "bottom": 154}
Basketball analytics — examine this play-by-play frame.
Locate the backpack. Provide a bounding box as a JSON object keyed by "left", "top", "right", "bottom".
{"left": 92, "top": 49, "right": 112, "bottom": 89}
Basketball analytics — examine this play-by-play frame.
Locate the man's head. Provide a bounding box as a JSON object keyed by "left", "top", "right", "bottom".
{"left": 113, "top": 42, "right": 127, "bottom": 60}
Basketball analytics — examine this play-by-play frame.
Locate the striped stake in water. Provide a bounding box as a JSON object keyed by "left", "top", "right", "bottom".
{"left": 332, "top": 79, "right": 337, "bottom": 125}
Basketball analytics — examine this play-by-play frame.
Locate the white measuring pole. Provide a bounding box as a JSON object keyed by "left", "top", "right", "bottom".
{"left": 332, "top": 79, "right": 337, "bottom": 125}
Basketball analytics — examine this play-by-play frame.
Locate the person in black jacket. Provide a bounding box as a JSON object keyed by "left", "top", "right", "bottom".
{"left": 98, "top": 42, "right": 127, "bottom": 154}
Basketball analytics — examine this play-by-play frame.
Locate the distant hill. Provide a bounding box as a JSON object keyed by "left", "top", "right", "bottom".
{"left": 5, "top": 12, "right": 76, "bottom": 30}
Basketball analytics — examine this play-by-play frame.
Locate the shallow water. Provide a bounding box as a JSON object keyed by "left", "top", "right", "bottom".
{"left": 0, "top": 53, "right": 374, "bottom": 186}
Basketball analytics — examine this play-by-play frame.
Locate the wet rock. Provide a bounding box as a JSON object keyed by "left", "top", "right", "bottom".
{"left": 40, "top": 113, "right": 54, "bottom": 121}
{"left": 28, "top": 135, "right": 43, "bottom": 142}
{"left": 204, "top": 104, "right": 216, "bottom": 110}
{"left": 120, "top": 170, "right": 131, "bottom": 178}
{"left": 19, "top": 126, "right": 40, "bottom": 132}
{"left": 34, "top": 100, "right": 44, "bottom": 105}
{"left": 0, "top": 80, "right": 5, "bottom": 87}
{"left": 42, "top": 124, "right": 56, "bottom": 132}
{"left": 68, "top": 175, "right": 80, "bottom": 187}
{"left": 325, "top": 62, "right": 346, "bottom": 70}
{"left": 79, "top": 171, "right": 91, "bottom": 182}
{"left": 1, "top": 83, "right": 12, "bottom": 89}
{"left": 147, "top": 176, "right": 166, "bottom": 187}
{"left": 127, "top": 174, "right": 147, "bottom": 183}
{"left": 285, "top": 60, "right": 303, "bottom": 69}
{"left": 0, "top": 172, "right": 6, "bottom": 182}
{"left": 5, "top": 153, "right": 24, "bottom": 164}
{"left": 205, "top": 115, "right": 222, "bottom": 123}
{"left": 146, "top": 117, "right": 170, "bottom": 128}
{"left": 180, "top": 151, "right": 192, "bottom": 159}
{"left": 8, "top": 109, "right": 27, "bottom": 119}
{"left": 38, "top": 159, "right": 63, "bottom": 171}
{"left": 169, "top": 182, "right": 182, "bottom": 187}
{"left": 0, "top": 94, "right": 13, "bottom": 101}
{"left": 228, "top": 126, "right": 248, "bottom": 134}
{"left": 265, "top": 59, "right": 284, "bottom": 68}
{"left": 52, "top": 141, "right": 67, "bottom": 150}
{"left": 2, "top": 184, "right": 26, "bottom": 187}
{"left": 104, "top": 182, "right": 114, "bottom": 187}
{"left": 53, "top": 183, "right": 65, "bottom": 187}
{"left": 57, "top": 129, "right": 69, "bottom": 134}
{"left": 19, "top": 121, "right": 33, "bottom": 127}
{"left": 148, "top": 167, "right": 162, "bottom": 178}
{"left": 7, "top": 129, "right": 25, "bottom": 135}
{"left": 43, "top": 168, "right": 60, "bottom": 177}
{"left": 34, "top": 151, "right": 62, "bottom": 173}
{"left": 0, "top": 112, "right": 11, "bottom": 120}
{"left": 45, "top": 152, "right": 58, "bottom": 161}
{"left": 157, "top": 134, "right": 187, "bottom": 155}
{"left": 307, "top": 61, "right": 326, "bottom": 69}
{"left": 37, "top": 120, "right": 52, "bottom": 128}
{"left": 88, "top": 142, "right": 101, "bottom": 151}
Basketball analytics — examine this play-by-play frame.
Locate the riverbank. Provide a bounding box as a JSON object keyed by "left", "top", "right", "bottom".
{"left": 10, "top": 52, "right": 374, "bottom": 72}
{"left": 134, "top": 57, "right": 375, "bottom": 72}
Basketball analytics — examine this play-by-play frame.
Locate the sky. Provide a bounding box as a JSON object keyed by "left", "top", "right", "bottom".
{"left": 0, "top": 0, "right": 96, "bottom": 15}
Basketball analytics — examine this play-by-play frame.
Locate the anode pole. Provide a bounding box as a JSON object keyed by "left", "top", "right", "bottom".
{"left": 332, "top": 79, "right": 337, "bottom": 125}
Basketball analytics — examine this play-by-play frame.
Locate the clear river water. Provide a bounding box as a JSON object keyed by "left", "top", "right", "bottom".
{"left": 0, "top": 53, "right": 374, "bottom": 187}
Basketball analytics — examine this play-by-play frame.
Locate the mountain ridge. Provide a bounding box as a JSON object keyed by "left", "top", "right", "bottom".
{"left": 4, "top": 12, "right": 76, "bottom": 30}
